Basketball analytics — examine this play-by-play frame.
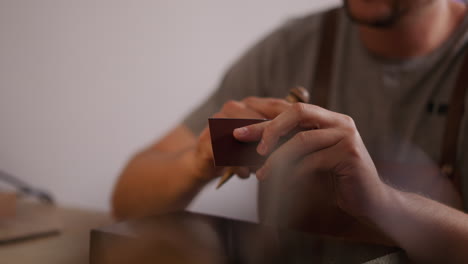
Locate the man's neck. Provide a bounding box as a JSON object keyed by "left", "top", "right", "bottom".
{"left": 358, "top": 1, "right": 467, "bottom": 59}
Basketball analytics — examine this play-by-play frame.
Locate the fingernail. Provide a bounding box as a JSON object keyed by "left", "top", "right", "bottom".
{"left": 233, "top": 127, "right": 248, "bottom": 137}
{"left": 257, "top": 139, "right": 268, "bottom": 155}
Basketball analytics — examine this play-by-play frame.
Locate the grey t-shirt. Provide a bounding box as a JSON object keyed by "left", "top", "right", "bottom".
{"left": 184, "top": 8, "right": 468, "bottom": 209}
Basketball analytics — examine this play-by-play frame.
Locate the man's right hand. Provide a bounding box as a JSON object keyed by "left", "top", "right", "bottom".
{"left": 193, "top": 97, "right": 292, "bottom": 182}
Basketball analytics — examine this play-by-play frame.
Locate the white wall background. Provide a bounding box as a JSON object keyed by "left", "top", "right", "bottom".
{"left": 0, "top": 0, "right": 340, "bottom": 221}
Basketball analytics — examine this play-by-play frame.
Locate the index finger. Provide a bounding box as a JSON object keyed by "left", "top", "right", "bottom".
{"left": 257, "top": 103, "right": 344, "bottom": 155}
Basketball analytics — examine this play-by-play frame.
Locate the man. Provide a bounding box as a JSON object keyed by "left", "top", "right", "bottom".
{"left": 113, "top": 0, "right": 468, "bottom": 262}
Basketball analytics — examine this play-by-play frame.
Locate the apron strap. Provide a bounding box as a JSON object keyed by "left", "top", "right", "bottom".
{"left": 258, "top": 8, "right": 340, "bottom": 223}
{"left": 440, "top": 52, "right": 468, "bottom": 190}
{"left": 312, "top": 9, "right": 339, "bottom": 108}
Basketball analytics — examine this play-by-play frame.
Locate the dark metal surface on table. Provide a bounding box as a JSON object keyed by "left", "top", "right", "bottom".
{"left": 90, "top": 211, "right": 407, "bottom": 264}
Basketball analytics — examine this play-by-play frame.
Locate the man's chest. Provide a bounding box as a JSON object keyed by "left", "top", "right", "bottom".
{"left": 330, "top": 43, "right": 463, "bottom": 165}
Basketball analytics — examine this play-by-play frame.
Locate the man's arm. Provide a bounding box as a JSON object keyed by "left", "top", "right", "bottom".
{"left": 372, "top": 187, "right": 468, "bottom": 263}
{"left": 112, "top": 124, "right": 211, "bottom": 219}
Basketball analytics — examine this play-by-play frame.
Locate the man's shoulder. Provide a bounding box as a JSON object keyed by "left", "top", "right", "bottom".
{"left": 269, "top": 7, "right": 344, "bottom": 50}
{"left": 281, "top": 8, "right": 331, "bottom": 34}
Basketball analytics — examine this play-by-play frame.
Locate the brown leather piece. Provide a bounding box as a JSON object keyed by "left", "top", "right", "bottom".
{"left": 209, "top": 118, "right": 267, "bottom": 167}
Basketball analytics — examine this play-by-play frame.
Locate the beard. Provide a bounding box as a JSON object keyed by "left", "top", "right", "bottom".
{"left": 343, "top": 0, "right": 407, "bottom": 28}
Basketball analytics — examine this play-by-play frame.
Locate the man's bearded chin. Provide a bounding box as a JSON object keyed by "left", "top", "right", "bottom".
{"left": 343, "top": 0, "right": 405, "bottom": 28}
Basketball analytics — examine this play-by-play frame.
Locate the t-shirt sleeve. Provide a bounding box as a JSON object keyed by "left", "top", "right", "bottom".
{"left": 182, "top": 27, "right": 286, "bottom": 135}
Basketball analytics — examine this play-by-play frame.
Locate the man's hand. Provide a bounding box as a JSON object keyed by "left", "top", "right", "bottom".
{"left": 233, "top": 103, "right": 389, "bottom": 220}
{"left": 193, "top": 97, "right": 292, "bottom": 182}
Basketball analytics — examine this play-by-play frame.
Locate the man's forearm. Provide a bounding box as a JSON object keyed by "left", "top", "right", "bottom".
{"left": 371, "top": 187, "right": 468, "bottom": 263}
{"left": 112, "top": 147, "right": 211, "bottom": 219}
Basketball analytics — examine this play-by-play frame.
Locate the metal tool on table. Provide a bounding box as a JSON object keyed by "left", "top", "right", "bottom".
{"left": 216, "top": 86, "right": 311, "bottom": 189}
